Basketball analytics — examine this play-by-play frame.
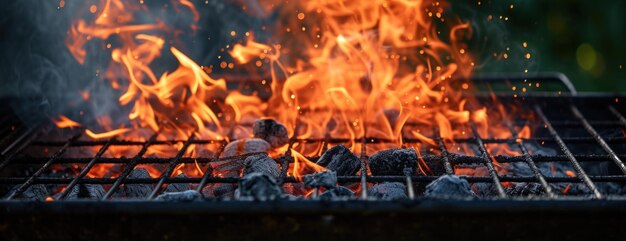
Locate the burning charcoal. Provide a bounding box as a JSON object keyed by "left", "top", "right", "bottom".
{"left": 316, "top": 145, "right": 360, "bottom": 176}
{"left": 165, "top": 174, "right": 190, "bottom": 192}
{"left": 53, "top": 184, "right": 105, "bottom": 200}
{"left": 303, "top": 170, "right": 337, "bottom": 189}
{"left": 506, "top": 183, "right": 544, "bottom": 196}
{"left": 243, "top": 154, "right": 280, "bottom": 178}
{"left": 155, "top": 190, "right": 202, "bottom": 202}
{"left": 425, "top": 175, "right": 475, "bottom": 198}
{"left": 220, "top": 138, "right": 270, "bottom": 158}
{"left": 368, "top": 148, "right": 418, "bottom": 176}
{"left": 368, "top": 182, "right": 407, "bottom": 200}
{"left": 253, "top": 118, "right": 289, "bottom": 148}
{"left": 213, "top": 184, "right": 236, "bottom": 198}
{"left": 113, "top": 168, "right": 152, "bottom": 199}
{"left": 235, "top": 172, "right": 283, "bottom": 201}
{"left": 320, "top": 186, "right": 355, "bottom": 199}
{"left": 6, "top": 184, "right": 48, "bottom": 200}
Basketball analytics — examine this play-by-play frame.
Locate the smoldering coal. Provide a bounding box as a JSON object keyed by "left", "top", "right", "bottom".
{"left": 235, "top": 172, "right": 283, "bottom": 201}
{"left": 320, "top": 186, "right": 355, "bottom": 199}
{"left": 369, "top": 148, "right": 418, "bottom": 176}
{"left": 368, "top": 182, "right": 407, "bottom": 200}
{"left": 243, "top": 154, "right": 280, "bottom": 178}
{"left": 5, "top": 184, "right": 49, "bottom": 201}
{"left": 113, "top": 168, "right": 153, "bottom": 199}
{"left": 316, "top": 145, "right": 360, "bottom": 176}
{"left": 220, "top": 138, "right": 270, "bottom": 158}
{"left": 303, "top": 170, "right": 337, "bottom": 189}
{"left": 424, "top": 175, "right": 475, "bottom": 198}
{"left": 53, "top": 184, "right": 105, "bottom": 200}
{"left": 155, "top": 190, "right": 202, "bottom": 202}
{"left": 164, "top": 174, "right": 191, "bottom": 193}
{"left": 253, "top": 118, "right": 289, "bottom": 148}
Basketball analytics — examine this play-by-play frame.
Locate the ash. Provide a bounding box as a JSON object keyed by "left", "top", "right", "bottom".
{"left": 368, "top": 182, "right": 407, "bottom": 200}
{"left": 156, "top": 190, "right": 202, "bottom": 202}
{"left": 425, "top": 175, "right": 475, "bottom": 198}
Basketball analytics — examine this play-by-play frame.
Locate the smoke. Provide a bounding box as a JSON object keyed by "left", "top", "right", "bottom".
{"left": 0, "top": 0, "right": 270, "bottom": 128}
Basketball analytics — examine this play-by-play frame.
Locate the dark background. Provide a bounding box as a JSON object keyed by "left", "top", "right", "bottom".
{"left": 469, "top": 0, "right": 625, "bottom": 92}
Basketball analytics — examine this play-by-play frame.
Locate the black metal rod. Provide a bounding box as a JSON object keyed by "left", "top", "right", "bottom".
{"left": 608, "top": 105, "right": 626, "bottom": 128}
{"left": 58, "top": 138, "right": 115, "bottom": 200}
{"left": 433, "top": 127, "right": 454, "bottom": 174}
{"left": 534, "top": 105, "right": 602, "bottom": 198}
{"left": 5, "top": 133, "right": 81, "bottom": 200}
{"left": 147, "top": 134, "right": 196, "bottom": 199}
{"left": 469, "top": 122, "right": 507, "bottom": 198}
{"left": 359, "top": 131, "right": 368, "bottom": 199}
{"left": 101, "top": 133, "right": 159, "bottom": 200}
{"left": 570, "top": 105, "right": 626, "bottom": 174}
{"left": 503, "top": 115, "right": 555, "bottom": 198}
{"left": 0, "top": 127, "right": 39, "bottom": 170}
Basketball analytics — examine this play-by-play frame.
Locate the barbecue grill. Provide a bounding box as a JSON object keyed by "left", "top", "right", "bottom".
{"left": 1, "top": 73, "right": 626, "bottom": 240}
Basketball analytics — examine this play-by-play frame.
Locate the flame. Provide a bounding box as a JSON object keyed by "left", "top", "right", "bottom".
{"left": 59, "top": 0, "right": 538, "bottom": 185}
{"left": 53, "top": 115, "right": 82, "bottom": 129}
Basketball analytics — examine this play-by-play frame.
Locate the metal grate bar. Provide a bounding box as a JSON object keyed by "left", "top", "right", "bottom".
{"left": 147, "top": 134, "right": 196, "bottom": 199}
{"left": 57, "top": 138, "right": 115, "bottom": 200}
{"left": 0, "top": 127, "right": 39, "bottom": 170}
{"left": 433, "top": 127, "right": 454, "bottom": 175}
{"left": 503, "top": 116, "right": 555, "bottom": 197}
{"left": 359, "top": 132, "right": 368, "bottom": 199}
{"left": 570, "top": 105, "right": 626, "bottom": 174}
{"left": 469, "top": 122, "right": 507, "bottom": 198}
{"left": 534, "top": 105, "right": 602, "bottom": 198}
{"left": 101, "top": 133, "right": 159, "bottom": 200}
{"left": 608, "top": 105, "right": 626, "bottom": 128}
{"left": 5, "top": 133, "right": 81, "bottom": 200}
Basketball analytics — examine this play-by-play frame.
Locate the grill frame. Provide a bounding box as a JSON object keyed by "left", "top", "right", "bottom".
{"left": 0, "top": 74, "right": 626, "bottom": 202}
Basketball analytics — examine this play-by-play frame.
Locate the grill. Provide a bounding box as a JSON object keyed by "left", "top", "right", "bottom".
{"left": 2, "top": 74, "right": 626, "bottom": 240}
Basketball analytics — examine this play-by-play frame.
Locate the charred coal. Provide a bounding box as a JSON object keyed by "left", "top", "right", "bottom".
{"left": 53, "top": 184, "right": 105, "bottom": 200}
{"left": 113, "top": 168, "right": 152, "bottom": 199}
{"left": 424, "top": 175, "right": 475, "bottom": 198}
{"left": 320, "top": 186, "right": 355, "bottom": 199}
{"left": 369, "top": 148, "right": 418, "bottom": 176}
{"left": 243, "top": 154, "right": 280, "bottom": 178}
{"left": 155, "top": 190, "right": 202, "bottom": 201}
{"left": 316, "top": 145, "right": 360, "bottom": 175}
{"left": 253, "top": 118, "right": 289, "bottom": 148}
{"left": 303, "top": 170, "right": 337, "bottom": 189}
{"left": 235, "top": 172, "right": 283, "bottom": 201}
{"left": 368, "top": 182, "right": 407, "bottom": 200}
{"left": 165, "top": 174, "right": 190, "bottom": 192}
{"left": 221, "top": 138, "right": 270, "bottom": 158}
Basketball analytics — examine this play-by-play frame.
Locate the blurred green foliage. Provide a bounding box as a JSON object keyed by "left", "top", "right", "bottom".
{"left": 469, "top": 0, "right": 626, "bottom": 92}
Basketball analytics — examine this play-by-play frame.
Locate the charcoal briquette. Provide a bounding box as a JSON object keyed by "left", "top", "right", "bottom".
{"left": 424, "top": 175, "right": 475, "bottom": 198}
{"left": 303, "top": 170, "right": 337, "bottom": 189}
{"left": 53, "top": 184, "right": 105, "bottom": 200}
{"left": 368, "top": 148, "right": 418, "bottom": 176}
{"left": 155, "top": 190, "right": 202, "bottom": 201}
{"left": 165, "top": 173, "right": 190, "bottom": 192}
{"left": 316, "top": 145, "right": 360, "bottom": 176}
{"left": 113, "top": 168, "right": 152, "bottom": 199}
{"left": 235, "top": 172, "right": 283, "bottom": 201}
{"left": 243, "top": 154, "right": 280, "bottom": 178}
{"left": 368, "top": 182, "right": 407, "bottom": 200}
{"left": 320, "top": 186, "right": 355, "bottom": 199}
{"left": 253, "top": 118, "right": 289, "bottom": 148}
{"left": 221, "top": 138, "right": 270, "bottom": 158}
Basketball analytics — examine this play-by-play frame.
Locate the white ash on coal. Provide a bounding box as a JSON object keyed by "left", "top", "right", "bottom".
{"left": 316, "top": 145, "right": 360, "bottom": 175}
{"left": 113, "top": 168, "right": 153, "bottom": 199}
{"left": 253, "top": 118, "right": 289, "bottom": 148}
{"left": 368, "top": 182, "right": 407, "bottom": 200}
{"left": 506, "top": 182, "right": 544, "bottom": 196}
{"left": 424, "top": 175, "right": 475, "bottom": 198}
{"left": 164, "top": 174, "right": 190, "bottom": 193}
{"left": 320, "top": 186, "right": 355, "bottom": 199}
{"left": 53, "top": 184, "right": 105, "bottom": 200}
{"left": 220, "top": 138, "right": 270, "bottom": 158}
{"left": 303, "top": 170, "right": 337, "bottom": 189}
{"left": 235, "top": 172, "right": 283, "bottom": 201}
{"left": 243, "top": 154, "right": 280, "bottom": 178}
{"left": 155, "top": 190, "right": 202, "bottom": 202}
{"left": 368, "top": 148, "right": 418, "bottom": 176}
{"left": 5, "top": 184, "right": 48, "bottom": 200}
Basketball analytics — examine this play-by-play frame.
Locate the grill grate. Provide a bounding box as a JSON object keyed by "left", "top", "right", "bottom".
{"left": 1, "top": 80, "right": 626, "bottom": 201}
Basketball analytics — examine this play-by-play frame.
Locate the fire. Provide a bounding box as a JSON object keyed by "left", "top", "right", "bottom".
{"left": 52, "top": 115, "right": 81, "bottom": 129}
{"left": 55, "top": 0, "right": 535, "bottom": 184}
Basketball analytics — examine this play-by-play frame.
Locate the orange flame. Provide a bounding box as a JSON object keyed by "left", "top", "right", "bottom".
{"left": 53, "top": 115, "right": 82, "bottom": 129}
